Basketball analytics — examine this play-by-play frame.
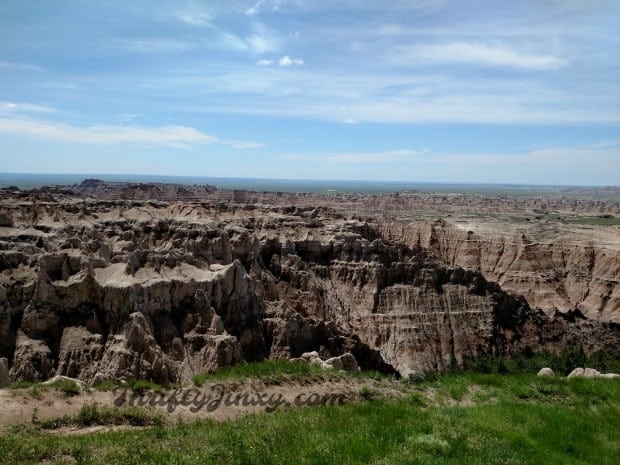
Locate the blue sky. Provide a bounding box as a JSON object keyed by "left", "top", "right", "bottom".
{"left": 0, "top": 0, "right": 619, "bottom": 185}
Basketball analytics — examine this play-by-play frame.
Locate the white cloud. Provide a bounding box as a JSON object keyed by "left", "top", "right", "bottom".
{"left": 245, "top": 0, "right": 285, "bottom": 16}
{"left": 0, "top": 102, "right": 55, "bottom": 114}
{"left": 0, "top": 61, "right": 44, "bottom": 72}
{"left": 278, "top": 56, "right": 293, "bottom": 66}
{"left": 217, "top": 32, "right": 250, "bottom": 52}
{"left": 178, "top": 12, "right": 212, "bottom": 26}
{"left": 246, "top": 34, "right": 278, "bottom": 53}
{"left": 0, "top": 118, "right": 262, "bottom": 149}
{"left": 222, "top": 139, "right": 265, "bottom": 149}
{"left": 245, "top": 0, "right": 264, "bottom": 15}
{"left": 114, "top": 32, "right": 277, "bottom": 55}
{"left": 207, "top": 30, "right": 279, "bottom": 54}
{"left": 278, "top": 55, "right": 304, "bottom": 66}
{"left": 399, "top": 42, "right": 568, "bottom": 70}
{"left": 178, "top": 66, "right": 620, "bottom": 125}
{"left": 256, "top": 55, "right": 304, "bottom": 67}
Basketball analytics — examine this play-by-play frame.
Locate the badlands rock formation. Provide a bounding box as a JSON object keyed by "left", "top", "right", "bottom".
{"left": 374, "top": 220, "right": 620, "bottom": 322}
{"left": 0, "top": 181, "right": 618, "bottom": 384}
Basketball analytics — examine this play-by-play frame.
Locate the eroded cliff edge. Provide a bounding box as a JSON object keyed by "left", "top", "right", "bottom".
{"left": 374, "top": 220, "right": 620, "bottom": 322}
{"left": 0, "top": 182, "right": 618, "bottom": 384}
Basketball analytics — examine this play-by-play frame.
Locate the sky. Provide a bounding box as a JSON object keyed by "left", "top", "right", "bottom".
{"left": 0, "top": 0, "right": 619, "bottom": 185}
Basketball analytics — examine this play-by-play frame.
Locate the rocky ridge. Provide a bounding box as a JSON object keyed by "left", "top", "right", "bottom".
{"left": 0, "top": 181, "right": 618, "bottom": 384}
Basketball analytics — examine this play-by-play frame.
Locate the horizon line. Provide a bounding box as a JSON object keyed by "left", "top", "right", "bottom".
{"left": 1, "top": 172, "right": 618, "bottom": 189}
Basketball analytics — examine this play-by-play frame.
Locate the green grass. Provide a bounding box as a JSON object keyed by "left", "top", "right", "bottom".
{"left": 1, "top": 373, "right": 618, "bottom": 464}
{"left": 126, "top": 378, "right": 167, "bottom": 395}
{"left": 508, "top": 211, "right": 620, "bottom": 226}
{"left": 192, "top": 360, "right": 385, "bottom": 386}
{"left": 359, "top": 386, "right": 375, "bottom": 400}
{"left": 11, "top": 379, "right": 81, "bottom": 397}
{"left": 434, "top": 374, "right": 471, "bottom": 402}
{"left": 539, "top": 212, "right": 620, "bottom": 226}
{"left": 38, "top": 404, "right": 164, "bottom": 430}
{"left": 10, "top": 381, "right": 44, "bottom": 398}
{"left": 10, "top": 381, "right": 37, "bottom": 390}
{"left": 94, "top": 380, "right": 117, "bottom": 392}
{"left": 48, "top": 379, "right": 81, "bottom": 397}
{"left": 462, "top": 346, "right": 620, "bottom": 377}
{"left": 571, "top": 216, "right": 620, "bottom": 226}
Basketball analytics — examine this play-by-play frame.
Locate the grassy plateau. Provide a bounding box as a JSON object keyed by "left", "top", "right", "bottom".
{"left": 1, "top": 361, "right": 619, "bottom": 465}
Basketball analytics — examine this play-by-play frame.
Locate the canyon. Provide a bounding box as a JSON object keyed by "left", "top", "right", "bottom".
{"left": 0, "top": 180, "right": 618, "bottom": 384}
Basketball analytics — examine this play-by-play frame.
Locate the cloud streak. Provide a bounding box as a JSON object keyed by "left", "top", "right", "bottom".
{"left": 278, "top": 55, "right": 304, "bottom": 66}
{"left": 278, "top": 144, "right": 620, "bottom": 185}
{"left": 1, "top": 102, "right": 55, "bottom": 114}
{"left": 0, "top": 61, "right": 44, "bottom": 72}
{"left": 398, "top": 42, "right": 568, "bottom": 70}
{"left": 0, "top": 118, "right": 262, "bottom": 149}
{"left": 255, "top": 55, "right": 304, "bottom": 67}
{"left": 245, "top": 0, "right": 285, "bottom": 16}
{"left": 178, "top": 12, "right": 212, "bottom": 26}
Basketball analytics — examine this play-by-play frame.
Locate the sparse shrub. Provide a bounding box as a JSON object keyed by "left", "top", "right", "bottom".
{"left": 69, "top": 403, "right": 163, "bottom": 428}
{"left": 363, "top": 370, "right": 385, "bottom": 381}
{"left": 76, "top": 404, "right": 100, "bottom": 426}
{"left": 470, "top": 355, "right": 493, "bottom": 374}
{"left": 128, "top": 378, "right": 166, "bottom": 394}
{"left": 40, "top": 415, "right": 71, "bottom": 429}
{"left": 28, "top": 383, "right": 42, "bottom": 398}
{"left": 497, "top": 359, "right": 510, "bottom": 375}
{"left": 10, "top": 380, "right": 35, "bottom": 390}
{"left": 557, "top": 346, "right": 587, "bottom": 375}
{"left": 10, "top": 380, "right": 45, "bottom": 398}
{"left": 359, "top": 386, "right": 375, "bottom": 400}
{"left": 192, "top": 359, "right": 354, "bottom": 386}
{"left": 422, "top": 370, "right": 440, "bottom": 382}
{"left": 94, "top": 380, "right": 117, "bottom": 391}
{"left": 459, "top": 346, "right": 619, "bottom": 377}
{"left": 192, "top": 373, "right": 211, "bottom": 387}
{"left": 51, "top": 379, "right": 81, "bottom": 397}
{"left": 408, "top": 391, "right": 427, "bottom": 408}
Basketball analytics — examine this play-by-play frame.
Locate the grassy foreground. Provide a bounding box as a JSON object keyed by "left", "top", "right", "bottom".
{"left": 192, "top": 359, "right": 385, "bottom": 386}
{"left": 1, "top": 372, "right": 618, "bottom": 465}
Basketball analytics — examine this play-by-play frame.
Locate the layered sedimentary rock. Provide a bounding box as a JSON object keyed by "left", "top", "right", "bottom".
{"left": 0, "top": 181, "right": 618, "bottom": 384}
{"left": 373, "top": 220, "right": 620, "bottom": 322}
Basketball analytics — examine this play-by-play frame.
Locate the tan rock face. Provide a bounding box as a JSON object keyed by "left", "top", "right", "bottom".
{"left": 56, "top": 326, "right": 104, "bottom": 380}
{"left": 0, "top": 182, "right": 618, "bottom": 383}
{"left": 9, "top": 332, "right": 55, "bottom": 382}
{"left": 375, "top": 221, "right": 620, "bottom": 322}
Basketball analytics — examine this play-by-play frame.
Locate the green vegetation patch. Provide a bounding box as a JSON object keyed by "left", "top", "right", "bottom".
{"left": 462, "top": 346, "right": 620, "bottom": 377}
{"left": 10, "top": 380, "right": 80, "bottom": 398}
{"left": 535, "top": 211, "right": 620, "bottom": 226}
{"left": 38, "top": 404, "right": 164, "bottom": 430}
{"left": 192, "top": 360, "right": 386, "bottom": 386}
{"left": 1, "top": 374, "right": 618, "bottom": 465}
{"left": 48, "top": 379, "right": 81, "bottom": 397}
{"left": 126, "top": 378, "right": 167, "bottom": 395}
